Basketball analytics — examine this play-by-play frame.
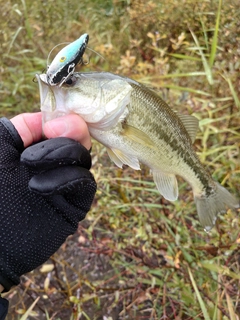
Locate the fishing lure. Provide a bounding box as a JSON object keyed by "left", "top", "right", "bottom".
{"left": 46, "top": 33, "right": 89, "bottom": 86}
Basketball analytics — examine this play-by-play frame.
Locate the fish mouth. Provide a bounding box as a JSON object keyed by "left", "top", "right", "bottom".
{"left": 45, "top": 73, "right": 57, "bottom": 86}
{"left": 37, "top": 73, "right": 48, "bottom": 84}
{"left": 36, "top": 74, "right": 55, "bottom": 112}
{"left": 36, "top": 73, "right": 67, "bottom": 124}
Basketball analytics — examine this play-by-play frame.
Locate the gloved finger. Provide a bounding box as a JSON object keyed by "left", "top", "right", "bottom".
{"left": 51, "top": 191, "right": 95, "bottom": 226}
{"left": 0, "top": 118, "right": 24, "bottom": 164}
{"left": 28, "top": 166, "right": 96, "bottom": 196}
{"left": 21, "top": 137, "right": 91, "bottom": 170}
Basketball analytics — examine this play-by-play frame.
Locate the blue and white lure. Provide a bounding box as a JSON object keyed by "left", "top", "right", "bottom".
{"left": 46, "top": 33, "right": 89, "bottom": 87}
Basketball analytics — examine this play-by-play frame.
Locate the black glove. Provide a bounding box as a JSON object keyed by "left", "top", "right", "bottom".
{"left": 0, "top": 118, "right": 96, "bottom": 292}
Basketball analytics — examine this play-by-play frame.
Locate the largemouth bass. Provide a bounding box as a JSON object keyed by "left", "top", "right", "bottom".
{"left": 37, "top": 72, "right": 239, "bottom": 230}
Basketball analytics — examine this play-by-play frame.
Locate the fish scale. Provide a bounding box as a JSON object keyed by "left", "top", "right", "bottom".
{"left": 37, "top": 71, "right": 239, "bottom": 230}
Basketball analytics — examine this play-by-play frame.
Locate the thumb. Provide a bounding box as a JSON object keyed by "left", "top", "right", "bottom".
{"left": 43, "top": 114, "right": 91, "bottom": 150}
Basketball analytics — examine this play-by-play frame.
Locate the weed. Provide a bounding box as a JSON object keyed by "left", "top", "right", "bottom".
{"left": 1, "top": 0, "right": 239, "bottom": 319}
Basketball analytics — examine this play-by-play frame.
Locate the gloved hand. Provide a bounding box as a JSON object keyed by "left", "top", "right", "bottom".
{"left": 0, "top": 118, "right": 96, "bottom": 292}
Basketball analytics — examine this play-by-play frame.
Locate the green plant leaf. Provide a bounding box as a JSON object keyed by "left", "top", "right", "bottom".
{"left": 222, "top": 75, "right": 240, "bottom": 109}
{"left": 209, "top": 0, "right": 222, "bottom": 67}
{"left": 188, "top": 267, "right": 211, "bottom": 320}
{"left": 190, "top": 28, "right": 214, "bottom": 85}
{"left": 200, "top": 262, "right": 240, "bottom": 280}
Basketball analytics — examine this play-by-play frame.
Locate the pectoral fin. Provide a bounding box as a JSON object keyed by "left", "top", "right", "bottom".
{"left": 176, "top": 112, "right": 199, "bottom": 143}
{"left": 107, "top": 147, "right": 141, "bottom": 170}
{"left": 153, "top": 171, "right": 178, "bottom": 201}
{"left": 122, "top": 124, "right": 156, "bottom": 148}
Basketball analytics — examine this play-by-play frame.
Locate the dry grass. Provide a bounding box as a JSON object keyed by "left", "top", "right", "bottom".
{"left": 1, "top": 0, "right": 239, "bottom": 319}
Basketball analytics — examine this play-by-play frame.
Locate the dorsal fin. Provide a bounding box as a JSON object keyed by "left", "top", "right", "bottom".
{"left": 176, "top": 112, "right": 199, "bottom": 143}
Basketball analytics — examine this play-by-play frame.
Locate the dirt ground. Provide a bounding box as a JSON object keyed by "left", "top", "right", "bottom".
{"left": 5, "top": 219, "right": 155, "bottom": 320}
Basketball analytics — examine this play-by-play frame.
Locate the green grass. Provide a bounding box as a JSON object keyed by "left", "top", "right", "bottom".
{"left": 1, "top": 0, "right": 239, "bottom": 319}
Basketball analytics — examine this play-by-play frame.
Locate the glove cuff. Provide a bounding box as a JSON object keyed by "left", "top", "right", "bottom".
{"left": 0, "top": 118, "right": 24, "bottom": 153}
{"left": 0, "top": 257, "right": 20, "bottom": 292}
{"left": 0, "top": 274, "right": 18, "bottom": 293}
{"left": 0, "top": 295, "right": 9, "bottom": 319}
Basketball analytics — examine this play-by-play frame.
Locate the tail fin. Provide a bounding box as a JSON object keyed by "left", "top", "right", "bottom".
{"left": 194, "top": 183, "right": 239, "bottom": 231}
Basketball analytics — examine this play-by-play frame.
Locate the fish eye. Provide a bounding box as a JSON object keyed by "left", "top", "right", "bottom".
{"left": 60, "top": 56, "right": 66, "bottom": 62}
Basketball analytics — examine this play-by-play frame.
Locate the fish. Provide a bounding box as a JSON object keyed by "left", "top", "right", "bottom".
{"left": 36, "top": 71, "right": 239, "bottom": 231}
{"left": 46, "top": 33, "right": 89, "bottom": 86}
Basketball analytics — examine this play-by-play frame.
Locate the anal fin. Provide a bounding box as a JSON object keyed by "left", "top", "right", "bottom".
{"left": 153, "top": 171, "right": 179, "bottom": 201}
